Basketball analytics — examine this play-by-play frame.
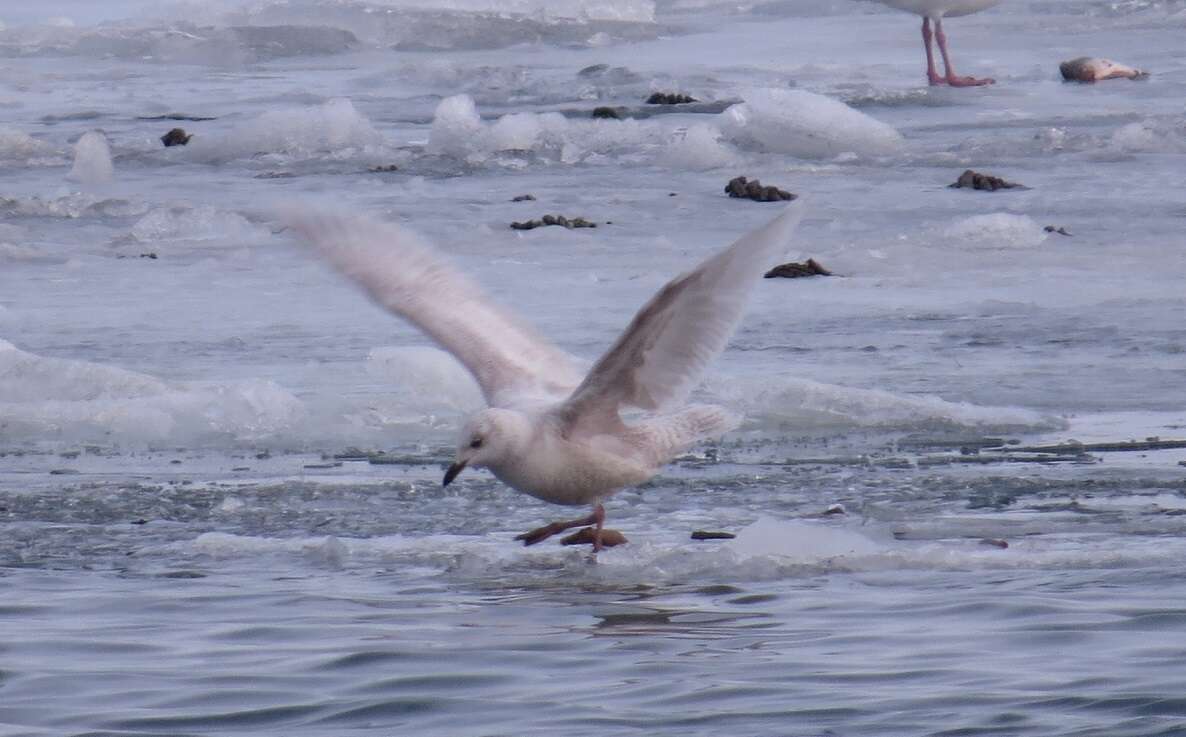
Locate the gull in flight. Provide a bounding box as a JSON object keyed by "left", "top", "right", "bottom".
{"left": 287, "top": 203, "right": 803, "bottom": 551}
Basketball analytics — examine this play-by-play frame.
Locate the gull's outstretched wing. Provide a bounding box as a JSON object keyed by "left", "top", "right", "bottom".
{"left": 556, "top": 202, "right": 804, "bottom": 435}
{"left": 285, "top": 210, "right": 583, "bottom": 408}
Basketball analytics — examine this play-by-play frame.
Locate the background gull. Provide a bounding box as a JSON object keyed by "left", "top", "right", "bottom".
{"left": 872, "top": 0, "right": 1003, "bottom": 86}
{"left": 286, "top": 203, "right": 804, "bottom": 551}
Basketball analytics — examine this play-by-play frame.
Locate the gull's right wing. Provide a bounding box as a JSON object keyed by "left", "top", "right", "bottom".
{"left": 555, "top": 202, "right": 804, "bottom": 437}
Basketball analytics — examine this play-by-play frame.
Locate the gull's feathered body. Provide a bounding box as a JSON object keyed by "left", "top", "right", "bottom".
{"left": 877, "top": 0, "right": 1002, "bottom": 19}
{"left": 287, "top": 204, "right": 803, "bottom": 544}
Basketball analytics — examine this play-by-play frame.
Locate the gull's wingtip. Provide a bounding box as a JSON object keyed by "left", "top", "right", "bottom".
{"left": 274, "top": 204, "right": 400, "bottom": 264}
{"left": 766, "top": 196, "right": 806, "bottom": 241}
{"left": 273, "top": 203, "right": 342, "bottom": 249}
{"left": 735, "top": 196, "right": 806, "bottom": 263}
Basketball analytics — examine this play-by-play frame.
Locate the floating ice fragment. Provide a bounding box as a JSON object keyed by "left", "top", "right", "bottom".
{"left": 0, "top": 127, "right": 61, "bottom": 164}
{"left": 429, "top": 94, "right": 484, "bottom": 157}
{"left": 67, "top": 130, "right": 113, "bottom": 187}
{"left": 489, "top": 112, "right": 544, "bottom": 152}
{"left": 0, "top": 338, "right": 168, "bottom": 403}
{"left": 320, "top": 97, "right": 375, "bottom": 149}
{"left": 0, "top": 243, "right": 45, "bottom": 263}
{"left": 662, "top": 124, "right": 737, "bottom": 170}
{"left": 732, "top": 517, "right": 881, "bottom": 560}
{"left": 1109, "top": 120, "right": 1186, "bottom": 154}
{"left": 227, "top": 25, "right": 358, "bottom": 60}
{"left": 365, "top": 346, "right": 484, "bottom": 414}
{"left": 708, "top": 373, "right": 1061, "bottom": 433}
{"left": 943, "top": 213, "right": 1048, "bottom": 249}
{"left": 187, "top": 98, "right": 384, "bottom": 162}
{"left": 427, "top": 93, "right": 691, "bottom": 165}
{"left": 0, "top": 193, "right": 145, "bottom": 219}
{"left": 719, "top": 88, "right": 903, "bottom": 159}
{"left": 0, "top": 340, "right": 305, "bottom": 447}
{"left": 218, "top": 496, "right": 246, "bottom": 513}
{"left": 130, "top": 205, "right": 268, "bottom": 244}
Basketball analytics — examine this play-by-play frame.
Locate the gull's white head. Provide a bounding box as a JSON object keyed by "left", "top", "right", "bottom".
{"left": 442, "top": 408, "right": 529, "bottom": 486}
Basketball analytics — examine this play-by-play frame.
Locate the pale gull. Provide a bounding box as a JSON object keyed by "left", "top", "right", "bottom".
{"left": 286, "top": 203, "right": 804, "bottom": 550}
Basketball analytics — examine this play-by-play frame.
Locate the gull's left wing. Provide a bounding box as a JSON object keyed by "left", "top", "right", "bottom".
{"left": 285, "top": 210, "right": 584, "bottom": 408}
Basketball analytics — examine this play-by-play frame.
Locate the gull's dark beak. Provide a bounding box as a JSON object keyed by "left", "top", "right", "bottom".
{"left": 442, "top": 461, "right": 467, "bottom": 487}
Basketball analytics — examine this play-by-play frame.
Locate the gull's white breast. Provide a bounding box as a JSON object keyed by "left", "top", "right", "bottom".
{"left": 488, "top": 426, "right": 655, "bottom": 507}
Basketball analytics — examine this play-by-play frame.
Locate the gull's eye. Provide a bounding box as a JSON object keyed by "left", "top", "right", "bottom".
{"left": 469, "top": 437, "right": 483, "bottom": 449}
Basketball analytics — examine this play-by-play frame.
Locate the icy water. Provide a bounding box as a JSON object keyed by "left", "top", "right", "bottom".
{"left": 3, "top": 1, "right": 1186, "bottom": 735}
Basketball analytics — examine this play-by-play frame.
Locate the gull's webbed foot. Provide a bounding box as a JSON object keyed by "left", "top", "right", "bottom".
{"left": 515, "top": 521, "right": 574, "bottom": 546}
{"left": 560, "top": 527, "right": 628, "bottom": 548}
{"left": 515, "top": 503, "right": 607, "bottom": 547}
{"left": 947, "top": 74, "right": 994, "bottom": 87}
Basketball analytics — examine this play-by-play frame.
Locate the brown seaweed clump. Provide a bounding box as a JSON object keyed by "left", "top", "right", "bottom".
{"left": 951, "top": 169, "right": 1022, "bottom": 191}
{"left": 763, "top": 258, "right": 833, "bottom": 279}
{"left": 160, "top": 128, "right": 192, "bottom": 147}
{"left": 591, "top": 106, "right": 624, "bottom": 120}
{"left": 646, "top": 92, "right": 698, "bottom": 105}
{"left": 511, "top": 214, "right": 597, "bottom": 230}
{"left": 690, "top": 530, "right": 736, "bottom": 540}
{"left": 725, "top": 176, "right": 796, "bottom": 202}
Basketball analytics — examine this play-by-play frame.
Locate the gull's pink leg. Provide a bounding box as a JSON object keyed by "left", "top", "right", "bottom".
{"left": 591, "top": 503, "right": 606, "bottom": 553}
{"left": 515, "top": 503, "right": 605, "bottom": 547}
{"left": 935, "top": 18, "right": 994, "bottom": 87}
{"left": 922, "top": 18, "right": 945, "bottom": 86}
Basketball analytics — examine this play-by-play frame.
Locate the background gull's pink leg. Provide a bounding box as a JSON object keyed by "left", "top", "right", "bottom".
{"left": 591, "top": 503, "right": 605, "bottom": 553}
{"left": 922, "top": 18, "right": 945, "bottom": 86}
{"left": 935, "top": 18, "right": 995, "bottom": 86}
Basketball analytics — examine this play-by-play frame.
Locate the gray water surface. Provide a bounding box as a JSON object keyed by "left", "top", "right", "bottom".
{"left": 3, "top": 0, "right": 1186, "bottom": 734}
